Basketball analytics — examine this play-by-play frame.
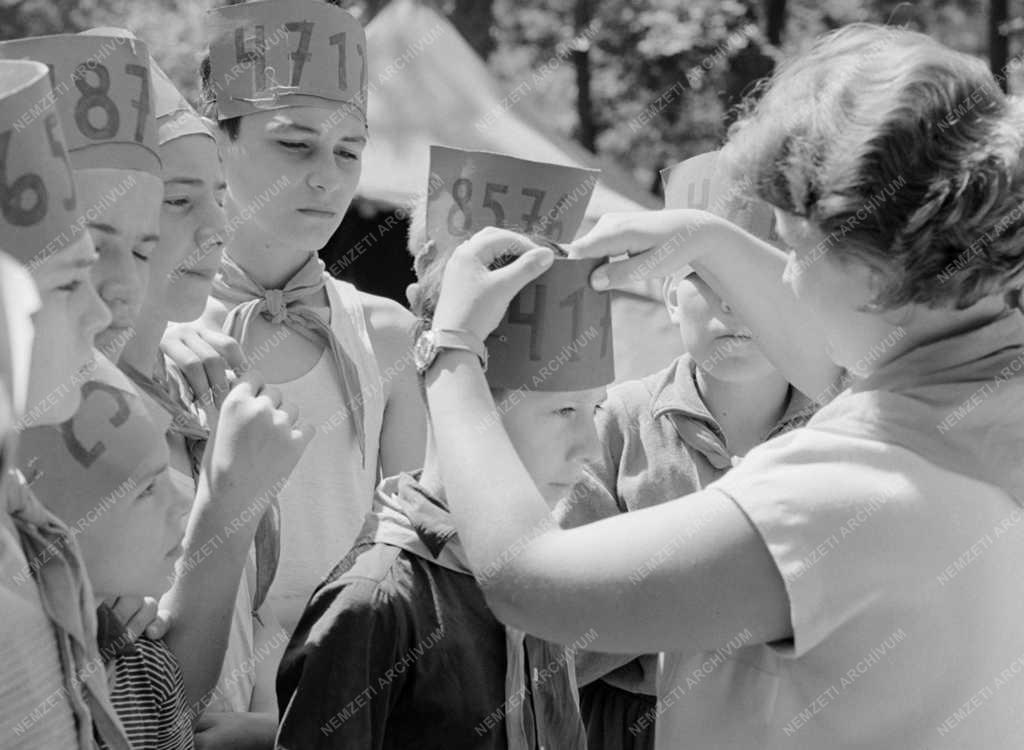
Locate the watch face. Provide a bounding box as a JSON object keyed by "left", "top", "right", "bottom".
{"left": 413, "top": 331, "right": 435, "bottom": 372}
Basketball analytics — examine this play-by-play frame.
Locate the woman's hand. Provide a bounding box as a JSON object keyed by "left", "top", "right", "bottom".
{"left": 431, "top": 227, "right": 555, "bottom": 341}
{"left": 565, "top": 209, "right": 727, "bottom": 291}
{"left": 161, "top": 322, "right": 247, "bottom": 414}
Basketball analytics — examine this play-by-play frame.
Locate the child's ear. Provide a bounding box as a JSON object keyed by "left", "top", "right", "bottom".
{"left": 662, "top": 276, "right": 681, "bottom": 323}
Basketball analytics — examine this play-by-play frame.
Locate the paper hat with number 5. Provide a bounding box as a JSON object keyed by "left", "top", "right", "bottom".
{"left": 660, "top": 150, "right": 777, "bottom": 276}
{"left": 0, "top": 33, "right": 160, "bottom": 175}
{"left": 18, "top": 352, "right": 171, "bottom": 519}
{"left": 207, "top": 0, "right": 368, "bottom": 121}
{"left": 425, "top": 145, "right": 613, "bottom": 391}
{"left": 82, "top": 27, "right": 211, "bottom": 147}
{"left": 0, "top": 60, "right": 81, "bottom": 265}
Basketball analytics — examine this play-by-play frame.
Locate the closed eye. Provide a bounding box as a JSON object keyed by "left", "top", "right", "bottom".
{"left": 277, "top": 140, "right": 310, "bottom": 152}
{"left": 334, "top": 148, "right": 359, "bottom": 161}
{"left": 556, "top": 407, "right": 577, "bottom": 417}
{"left": 136, "top": 479, "right": 158, "bottom": 501}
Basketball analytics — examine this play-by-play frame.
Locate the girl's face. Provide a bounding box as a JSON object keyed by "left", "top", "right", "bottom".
{"left": 156, "top": 134, "right": 227, "bottom": 322}
{"left": 25, "top": 234, "right": 110, "bottom": 425}
{"left": 664, "top": 273, "right": 776, "bottom": 382}
{"left": 775, "top": 209, "right": 897, "bottom": 373}
{"left": 76, "top": 169, "right": 163, "bottom": 359}
{"left": 500, "top": 387, "right": 605, "bottom": 507}
{"left": 220, "top": 105, "right": 366, "bottom": 252}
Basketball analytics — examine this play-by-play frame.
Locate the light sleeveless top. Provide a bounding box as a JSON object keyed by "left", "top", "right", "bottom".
{"left": 207, "top": 556, "right": 259, "bottom": 713}
{"left": 0, "top": 510, "right": 79, "bottom": 748}
{"left": 265, "top": 277, "right": 384, "bottom": 635}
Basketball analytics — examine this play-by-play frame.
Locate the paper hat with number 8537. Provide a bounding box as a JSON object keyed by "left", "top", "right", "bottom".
{"left": 0, "top": 32, "right": 160, "bottom": 175}
{"left": 18, "top": 353, "right": 171, "bottom": 519}
{"left": 0, "top": 60, "right": 81, "bottom": 266}
{"left": 660, "top": 150, "right": 777, "bottom": 276}
{"left": 426, "top": 145, "right": 614, "bottom": 391}
{"left": 207, "top": 0, "right": 368, "bottom": 121}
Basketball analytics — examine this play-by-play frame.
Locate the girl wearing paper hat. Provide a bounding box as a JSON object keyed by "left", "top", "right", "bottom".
{"left": 422, "top": 24, "right": 1024, "bottom": 750}
{"left": 0, "top": 59, "right": 129, "bottom": 750}
{"left": 162, "top": 0, "right": 426, "bottom": 641}
{"left": 0, "top": 31, "right": 164, "bottom": 362}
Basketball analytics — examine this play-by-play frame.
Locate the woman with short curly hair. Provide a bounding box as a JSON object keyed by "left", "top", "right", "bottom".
{"left": 418, "top": 24, "right": 1024, "bottom": 749}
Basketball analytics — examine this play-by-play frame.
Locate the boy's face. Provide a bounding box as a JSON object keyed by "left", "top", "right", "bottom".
{"left": 220, "top": 105, "right": 366, "bottom": 251}
{"left": 500, "top": 387, "right": 605, "bottom": 507}
{"left": 76, "top": 169, "right": 163, "bottom": 359}
{"left": 664, "top": 273, "right": 776, "bottom": 382}
{"left": 156, "top": 134, "right": 227, "bottom": 322}
{"left": 25, "top": 234, "right": 110, "bottom": 425}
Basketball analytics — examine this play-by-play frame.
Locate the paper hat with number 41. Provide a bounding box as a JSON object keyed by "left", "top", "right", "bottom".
{"left": 426, "top": 145, "right": 614, "bottom": 391}
{"left": 0, "top": 60, "right": 81, "bottom": 265}
{"left": 207, "top": 0, "right": 368, "bottom": 120}
{"left": 18, "top": 352, "right": 171, "bottom": 518}
{"left": 660, "top": 150, "right": 777, "bottom": 276}
{"left": 0, "top": 32, "right": 160, "bottom": 175}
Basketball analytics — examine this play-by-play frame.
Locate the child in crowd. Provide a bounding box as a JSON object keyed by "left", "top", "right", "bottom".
{"left": 20, "top": 352, "right": 312, "bottom": 750}
{"left": 109, "top": 39, "right": 285, "bottom": 747}
{"left": 564, "top": 153, "right": 816, "bottom": 750}
{"left": 0, "top": 31, "right": 165, "bottom": 362}
{"left": 164, "top": 0, "right": 425, "bottom": 639}
{"left": 276, "top": 150, "right": 604, "bottom": 749}
{"left": 420, "top": 24, "right": 1024, "bottom": 749}
{"left": 0, "top": 59, "right": 129, "bottom": 750}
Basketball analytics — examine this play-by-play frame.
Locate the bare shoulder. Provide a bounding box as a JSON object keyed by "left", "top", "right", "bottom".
{"left": 356, "top": 291, "right": 418, "bottom": 386}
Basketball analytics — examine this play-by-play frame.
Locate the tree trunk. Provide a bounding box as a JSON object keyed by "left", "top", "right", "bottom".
{"left": 990, "top": 0, "right": 1009, "bottom": 91}
{"left": 573, "top": 0, "right": 597, "bottom": 152}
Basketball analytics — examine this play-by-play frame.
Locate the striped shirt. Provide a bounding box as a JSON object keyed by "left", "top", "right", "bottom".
{"left": 105, "top": 637, "right": 194, "bottom": 750}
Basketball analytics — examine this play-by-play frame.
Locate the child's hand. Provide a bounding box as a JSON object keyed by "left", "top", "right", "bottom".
{"left": 565, "top": 209, "right": 726, "bottom": 290}
{"left": 431, "top": 227, "right": 555, "bottom": 341}
{"left": 110, "top": 596, "right": 171, "bottom": 641}
{"left": 204, "top": 370, "right": 315, "bottom": 523}
{"left": 162, "top": 322, "right": 247, "bottom": 414}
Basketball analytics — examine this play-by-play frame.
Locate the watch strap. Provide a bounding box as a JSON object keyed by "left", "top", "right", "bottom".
{"left": 432, "top": 328, "right": 488, "bottom": 371}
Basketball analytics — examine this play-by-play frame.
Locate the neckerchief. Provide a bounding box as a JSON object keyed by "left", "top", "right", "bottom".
{"left": 815, "top": 311, "right": 1024, "bottom": 500}
{"left": 5, "top": 470, "right": 131, "bottom": 750}
{"left": 120, "top": 359, "right": 280, "bottom": 615}
{"left": 211, "top": 251, "right": 365, "bottom": 464}
{"left": 369, "top": 473, "right": 587, "bottom": 750}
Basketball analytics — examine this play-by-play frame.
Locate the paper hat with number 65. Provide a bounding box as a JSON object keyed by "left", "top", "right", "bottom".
{"left": 426, "top": 145, "right": 614, "bottom": 391}
{"left": 207, "top": 0, "right": 368, "bottom": 121}
{"left": 0, "top": 60, "right": 81, "bottom": 265}
{"left": 0, "top": 33, "right": 161, "bottom": 175}
{"left": 18, "top": 352, "right": 171, "bottom": 519}
{"left": 660, "top": 150, "right": 777, "bottom": 276}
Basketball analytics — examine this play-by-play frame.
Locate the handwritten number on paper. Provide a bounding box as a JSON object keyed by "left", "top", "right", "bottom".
{"left": 124, "top": 64, "right": 150, "bottom": 143}
{"left": 447, "top": 177, "right": 474, "bottom": 236}
{"left": 286, "top": 21, "right": 314, "bottom": 86}
{"left": 559, "top": 288, "right": 584, "bottom": 360}
{"left": 508, "top": 283, "right": 547, "bottom": 361}
{"left": 60, "top": 382, "right": 132, "bottom": 468}
{"left": 0, "top": 129, "right": 46, "bottom": 227}
{"left": 73, "top": 62, "right": 119, "bottom": 140}
{"left": 235, "top": 25, "right": 267, "bottom": 92}
{"left": 329, "top": 32, "right": 347, "bottom": 89}
{"left": 482, "top": 182, "right": 508, "bottom": 227}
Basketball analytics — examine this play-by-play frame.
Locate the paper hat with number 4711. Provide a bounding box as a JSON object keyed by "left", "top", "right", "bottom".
{"left": 0, "top": 32, "right": 161, "bottom": 175}
{"left": 207, "top": 0, "right": 368, "bottom": 121}
{"left": 426, "top": 145, "right": 615, "bottom": 392}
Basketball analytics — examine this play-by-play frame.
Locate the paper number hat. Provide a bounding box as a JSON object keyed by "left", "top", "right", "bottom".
{"left": 18, "top": 353, "right": 170, "bottom": 518}
{"left": 0, "top": 32, "right": 160, "bottom": 175}
{"left": 82, "top": 27, "right": 211, "bottom": 147}
{"left": 0, "top": 60, "right": 81, "bottom": 265}
{"left": 207, "top": 0, "right": 368, "bottom": 120}
{"left": 660, "top": 150, "right": 777, "bottom": 276}
{"left": 426, "top": 145, "right": 614, "bottom": 391}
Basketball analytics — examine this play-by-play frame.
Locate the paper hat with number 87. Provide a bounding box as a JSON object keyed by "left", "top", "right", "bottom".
{"left": 207, "top": 0, "right": 368, "bottom": 121}
{"left": 660, "top": 150, "right": 777, "bottom": 276}
{"left": 18, "top": 353, "right": 171, "bottom": 519}
{"left": 426, "top": 145, "right": 614, "bottom": 391}
{"left": 0, "top": 60, "right": 81, "bottom": 266}
{"left": 0, "top": 33, "right": 160, "bottom": 175}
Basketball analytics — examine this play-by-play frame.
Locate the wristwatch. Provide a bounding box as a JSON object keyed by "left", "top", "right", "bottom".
{"left": 414, "top": 328, "right": 488, "bottom": 377}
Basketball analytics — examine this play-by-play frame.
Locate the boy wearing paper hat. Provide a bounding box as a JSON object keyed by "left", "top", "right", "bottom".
{"left": 558, "top": 151, "right": 816, "bottom": 750}
{"left": 0, "top": 30, "right": 164, "bottom": 361}
{"left": 0, "top": 60, "right": 129, "bottom": 750}
{"left": 276, "top": 147, "right": 606, "bottom": 750}
{"left": 115, "top": 41, "right": 293, "bottom": 748}
{"left": 167, "top": 0, "right": 426, "bottom": 640}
